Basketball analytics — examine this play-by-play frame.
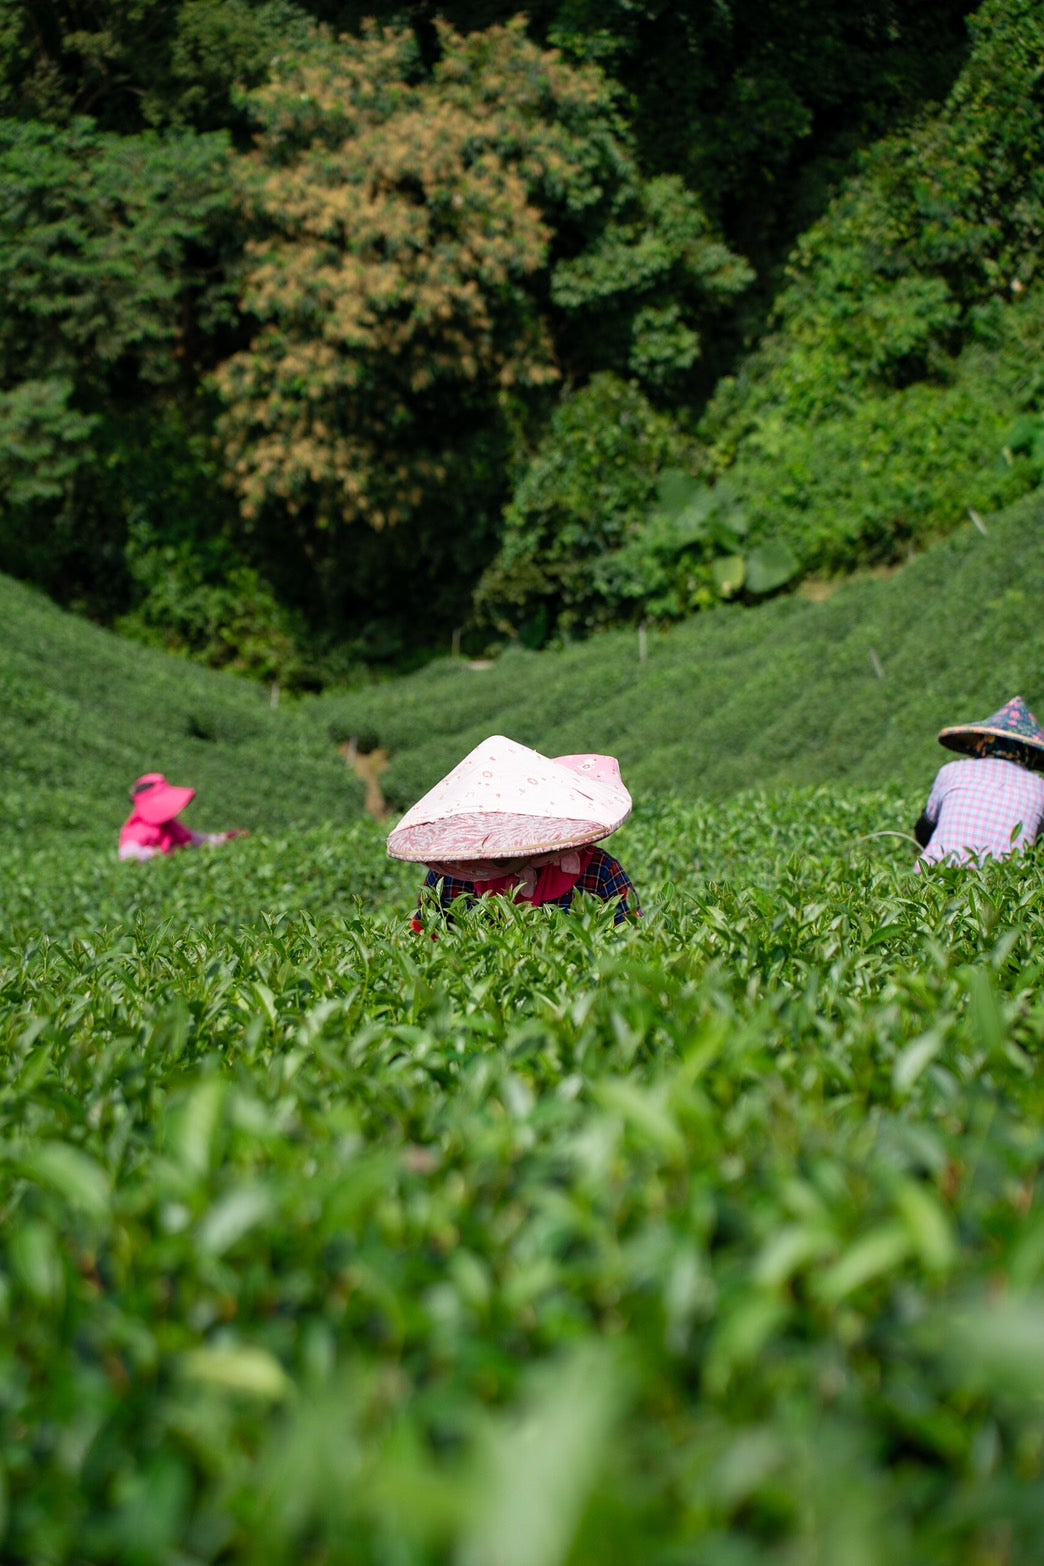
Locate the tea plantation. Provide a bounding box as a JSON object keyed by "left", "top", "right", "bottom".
{"left": 317, "top": 490, "right": 1044, "bottom": 815}
{"left": 1, "top": 495, "right": 1043, "bottom": 1564}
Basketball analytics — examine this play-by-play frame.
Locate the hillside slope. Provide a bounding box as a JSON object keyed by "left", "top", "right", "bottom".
{"left": 2, "top": 489, "right": 1040, "bottom": 860}
{"left": 0, "top": 574, "right": 362, "bottom": 850}
{"left": 319, "top": 490, "right": 1043, "bottom": 812}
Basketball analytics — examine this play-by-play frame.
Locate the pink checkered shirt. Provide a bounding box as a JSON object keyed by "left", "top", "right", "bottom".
{"left": 920, "top": 756, "right": 1044, "bottom": 864}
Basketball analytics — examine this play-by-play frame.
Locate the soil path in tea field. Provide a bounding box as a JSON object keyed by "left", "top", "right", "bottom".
{"left": 340, "top": 740, "right": 390, "bottom": 820}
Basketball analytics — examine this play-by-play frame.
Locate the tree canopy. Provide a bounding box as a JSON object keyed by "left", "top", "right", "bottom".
{"left": 5, "top": 0, "right": 1035, "bottom": 678}
{"left": 0, "top": 115, "right": 236, "bottom": 604}
{"left": 212, "top": 17, "right": 749, "bottom": 631}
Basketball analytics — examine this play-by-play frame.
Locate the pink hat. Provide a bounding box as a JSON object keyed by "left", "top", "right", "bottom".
{"left": 128, "top": 773, "right": 196, "bottom": 825}
{"left": 386, "top": 736, "right": 632, "bottom": 864}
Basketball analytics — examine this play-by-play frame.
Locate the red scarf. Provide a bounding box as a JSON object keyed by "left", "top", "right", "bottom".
{"left": 472, "top": 846, "right": 594, "bottom": 906}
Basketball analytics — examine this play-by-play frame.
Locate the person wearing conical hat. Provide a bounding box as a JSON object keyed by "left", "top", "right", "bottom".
{"left": 915, "top": 696, "right": 1044, "bottom": 865}
{"left": 118, "top": 773, "right": 248, "bottom": 862}
{"left": 387, "top": 736, "right": 640, "bottom": 926}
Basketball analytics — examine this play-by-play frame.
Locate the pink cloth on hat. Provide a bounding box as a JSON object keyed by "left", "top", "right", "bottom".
{"left": 553, "top": 753, "right": 621, "bottom": 783}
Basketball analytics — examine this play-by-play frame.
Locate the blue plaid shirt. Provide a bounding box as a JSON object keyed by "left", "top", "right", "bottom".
{"left": 414, "top": 846, "right": 640, "bottom": 928}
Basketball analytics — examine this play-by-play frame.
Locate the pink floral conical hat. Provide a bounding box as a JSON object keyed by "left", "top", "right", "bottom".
{"left": 386, "top": 736, "right": 632, "bottom": 863}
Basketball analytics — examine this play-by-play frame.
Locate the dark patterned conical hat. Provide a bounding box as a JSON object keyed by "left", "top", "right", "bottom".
{"left": 938, "top": 696, "right": 1044, "bottom": 772}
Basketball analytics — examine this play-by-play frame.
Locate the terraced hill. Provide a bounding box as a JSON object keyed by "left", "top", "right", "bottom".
{"left": 319, "top": 491, "right": 1043, "bottom": 814}
{"left": 2, "top": 488, "right": 1040, "bottom": 857}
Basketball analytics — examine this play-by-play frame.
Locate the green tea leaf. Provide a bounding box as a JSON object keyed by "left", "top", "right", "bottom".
{"left": 19, "top": 1141, "right": 111, "bottom": 1221}
{"left": 179, "top": 1345, "right": 293, "bottom": 1402}
{"left": 815, "top": 1223, "right": 911, "bottom": 1304}
{"left": 460, "top": 1346, "right": 622, "bottom": 1566}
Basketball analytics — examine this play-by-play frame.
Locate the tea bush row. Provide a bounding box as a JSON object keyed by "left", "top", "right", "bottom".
{"left": 318, "top": 489, "right": 1043, "bottom": 813}
{"left": 3, "top": 484, "right": 1040, "bottom": 856}
{"left": 1, "top": 790, "right": 1042, "bottom": 1563}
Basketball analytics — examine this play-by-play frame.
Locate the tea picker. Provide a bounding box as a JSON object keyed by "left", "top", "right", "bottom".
{"left": 915, "top": 696, "right": 1044, "bottom": 864}
{"left": 118, "top": 773, "right": 249, "bottom": 861}
{"left": 387, "top": 735, "right": 641, "bottom": 928}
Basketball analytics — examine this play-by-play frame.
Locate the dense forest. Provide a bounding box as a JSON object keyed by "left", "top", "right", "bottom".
{"left": 1, "top": 0, "right": 1041, "bottom": 684}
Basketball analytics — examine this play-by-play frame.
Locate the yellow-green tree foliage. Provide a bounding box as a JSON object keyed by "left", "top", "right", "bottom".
{"left": 214, "top": 19, "right": 622, "bottom": 540}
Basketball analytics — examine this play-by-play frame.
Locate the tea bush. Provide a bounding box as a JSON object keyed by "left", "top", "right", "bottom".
{"left": 1, "top": 784, "right": 1043, "bottom": 1564}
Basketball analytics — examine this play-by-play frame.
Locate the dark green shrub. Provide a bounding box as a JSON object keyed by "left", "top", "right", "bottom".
{"left": 599, "top": 470, "right": 800, "bottom": 620}
{"left": 117, "top": 528, "right": 309, "bottom": 687}
{"left": 699, "top": 0, "right": 1044, "bottom": 574}
{"left": 475, "top": 374, "right": 701, "bottom": 642}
